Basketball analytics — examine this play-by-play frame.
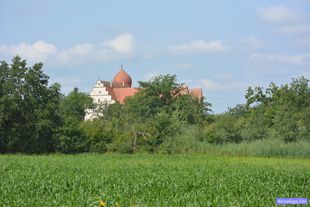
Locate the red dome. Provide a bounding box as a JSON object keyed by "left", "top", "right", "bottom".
{"left": 112, "top": 67, "right": 132, "bottom": 88}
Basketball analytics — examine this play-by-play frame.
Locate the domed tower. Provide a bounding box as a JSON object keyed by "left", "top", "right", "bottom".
{"left": 112, "top": 65, "right": 132, "bottom": 88}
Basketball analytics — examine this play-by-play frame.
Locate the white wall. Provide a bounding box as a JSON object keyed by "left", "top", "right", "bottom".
{"left": 84, "top": 81, "right": 115, "bottom": 121}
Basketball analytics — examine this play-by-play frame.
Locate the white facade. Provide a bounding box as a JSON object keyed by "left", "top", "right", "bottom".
{"left": 90, "top": 81, "right": 115, "bottom": 105}
{"left": 84, "top": 80, "right": 115, "bottom": 121}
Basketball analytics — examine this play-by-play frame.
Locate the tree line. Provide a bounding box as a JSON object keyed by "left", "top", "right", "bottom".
{"left": 0, "top": 56, "right": 309, "bottom": 154}
{"left": 206, "top": 76, "right": 310, "bottom": 144}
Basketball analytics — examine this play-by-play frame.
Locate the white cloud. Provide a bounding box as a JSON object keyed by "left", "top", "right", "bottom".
{"left": 100, "top": 33, "right": 135, "bottom": 55}
{"left": 0, "top": 33, "right": 136, "bottom": 66}
{"left": 258, "top": 6, "right": 310, "bottom": 49}
{"left": 258, "top": 6, "right": 301, "bottom": 24}
{"left": 198, "top": 79, "right": 246, "bottom": 91}
{"left": 96, "top": 33, "right": 135, "bottom": 61}
{"left": 250, "top": 53, "right": 310, "bottom": 66}
{"left": 169, "top": 40, "right": 226, "bottom": 54}
{"left": 278, "top": 24, "right": 310, "bottom": 35}
{"left": 57, "top": 43, "right": 94, "bottom": 64}
{"left": 240, "top": 36, "right": 265, "bottom": 49}
{"left": 0, "top": 41, "right": 57, "bottom": 63}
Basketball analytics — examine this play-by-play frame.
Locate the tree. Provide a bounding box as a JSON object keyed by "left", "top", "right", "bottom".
{"left": 172, "top": 94, "right": 211, "bottom": 125}
{"left": 60, "top": 87, "right": 93, "bottom": 123}
{"left": 243, "top": 77, "right": 310, "bottom": 142}
{"left": 118, "top": 74, "right": 211, "bottom": 151}
{"left": 204, "top": 112, "right": 242, "bottom": 144}
{"left": 57, "top": 88, "right": 93, "bottom": 153}
{"left": 0, "top": 56, "right": 61, "bottom": 153}
{"left": 125, "top": 74, "right": 182, "bottom": 119}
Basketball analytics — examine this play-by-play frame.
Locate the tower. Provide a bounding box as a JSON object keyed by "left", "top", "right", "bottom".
{"left": 112, "top": 65, "right": 132, "bottom": 88}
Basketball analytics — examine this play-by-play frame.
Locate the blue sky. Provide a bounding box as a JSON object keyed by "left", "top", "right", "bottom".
{"left": 1, "top": 0, "right": 310, "bottom": 113}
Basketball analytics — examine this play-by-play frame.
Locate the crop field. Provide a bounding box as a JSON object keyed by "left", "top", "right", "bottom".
{"left": 0, "top": 154, "right": 309, "bottom": 207}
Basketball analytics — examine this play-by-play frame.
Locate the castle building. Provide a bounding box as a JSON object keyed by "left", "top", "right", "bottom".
{"left": 84, "top": 66, "right": 203, "bottom": 121}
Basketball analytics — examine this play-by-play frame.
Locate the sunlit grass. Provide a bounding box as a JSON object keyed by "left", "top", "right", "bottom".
{"left": 0, "top": 154, "right": 309, "bottom": 206}
{"left": 199, "top": 139, "right": 310, "bottom": 158}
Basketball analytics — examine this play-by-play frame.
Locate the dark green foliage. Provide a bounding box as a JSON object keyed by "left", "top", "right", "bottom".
{"left": 2, "top": 56, "right": 310, "bottom": 155}
{"left": 209, "top": 77, "right": 310, "bottom": 144}
{"left": 81, "top": 120, "right": 114, "bottom": 153}
{"left": 160, "top": 125, "right": 204, "bottom": 153}
{"left": 62, "top": 74, "right": 211, "bottom": 154}
{"left": 205, "top": 113, "right": 242, "bottom": 144}
{"left": 57, "top": 88, "right": 93, "bottom": 153}
{"left": 105, "top": 74, "right": 211, "bottom": 152}
{"left": 172, "top": 94, "right": 211, "bottom": 125}
{"left": 0, "top": 56, "right": 61, "bottom": 153}
{"left": 60, "top": 87, "right": 93, "bottom": 122}
{"left": 135, "top": 75, "right": 181, "bottom": 118}
{"left": 244, "top": 77, "right": 310, "bottom": 142}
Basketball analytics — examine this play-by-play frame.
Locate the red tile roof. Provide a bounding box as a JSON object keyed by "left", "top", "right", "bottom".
{"left": 98, "top": 69, "right": 203, "bottom": 103}
{"left": 189, "top": 88, "right": 203, "bottom": 100}
{"left": 112, "top": 68, "right": 132, "bottom": 88}
{"left": 100, "top": 81, "right": 117, "bottom": 101}
{"left": 113, "top": 88, "right": 139, "bottom": 103}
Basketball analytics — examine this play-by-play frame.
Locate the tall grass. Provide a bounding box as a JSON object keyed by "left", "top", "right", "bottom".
{"left": 159, "top": 125, "right": 203, "bottom": 154}
{"left": 159, "top": 125, "right": 310, "bottom": 158}
{"left": 199, "top": 139, "right": 310, "bottom": 158}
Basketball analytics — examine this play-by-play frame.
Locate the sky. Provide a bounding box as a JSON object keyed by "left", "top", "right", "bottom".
{"left": 1, "top": 0, "right": 310, "bottom": 113}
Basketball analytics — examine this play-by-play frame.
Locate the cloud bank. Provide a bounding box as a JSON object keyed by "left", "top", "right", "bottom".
{"left": 0, "top": 33, "right": 135, "bottom": 66}
{"left": 258, "top": 6, "right": 301, "bottom": 24}
{"left": 258, "top": 6, "right": 310, "bottom": 38}
{"left": 250, "top": 53, "right": 310, "bottom": 66}
{"left": 198, "top": 79, "right": 246, "bottom": 92}
{"left": 169, "top": 40, "right": 226, "bottom": 54}
{"left": 0, "top": 41, "right": 58, "bottom": 63}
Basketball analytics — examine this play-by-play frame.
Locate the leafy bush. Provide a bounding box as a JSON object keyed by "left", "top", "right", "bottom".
{"left": 159, "top": 125, "right": 203, "bottom": 154}
{"left": 2, "top": 56, "right": 310, "bottom": 156}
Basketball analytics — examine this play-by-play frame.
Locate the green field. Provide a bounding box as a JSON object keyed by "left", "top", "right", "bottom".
{"left": 0, "top": 154, "right": 309, "bottom": 207}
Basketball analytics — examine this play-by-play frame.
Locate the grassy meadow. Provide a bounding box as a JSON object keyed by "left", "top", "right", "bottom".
{"left": 199, "top": 139, "right": 310, "bottom": 159}
{"left": 0, "top": 154, "right": 309, "bottom": 207}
